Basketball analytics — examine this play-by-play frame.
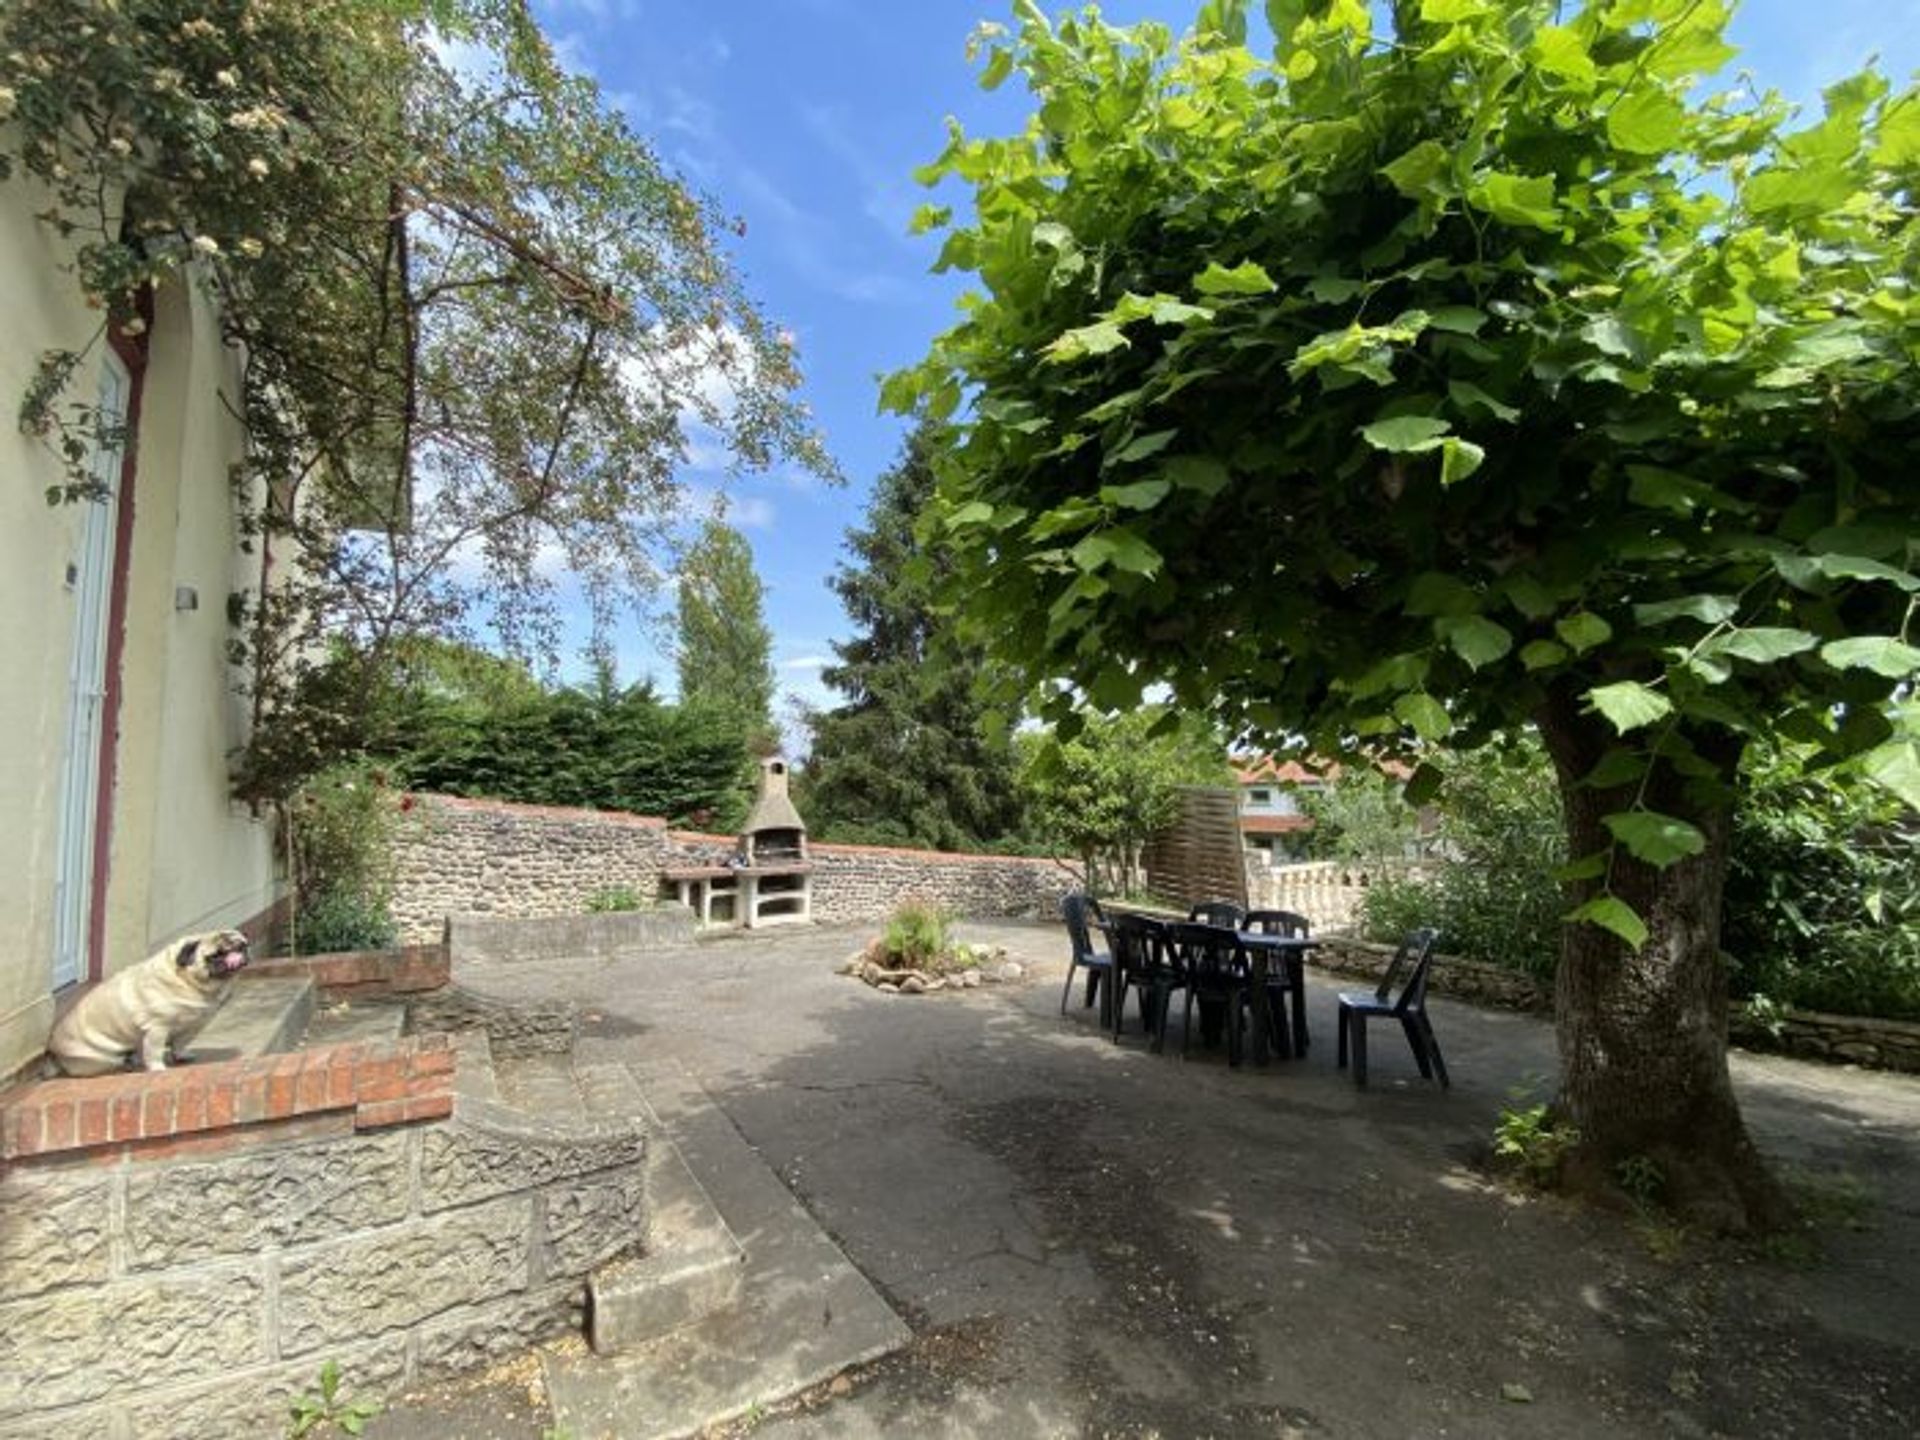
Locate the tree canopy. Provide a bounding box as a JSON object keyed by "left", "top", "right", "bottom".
{"left": 1, "top": 0, "right": 831, "bottom": 799}
{"left": 801, "top": 425, "right": 1029, "bottom": 851}
{"left": 892, "top": 0, "right": 1919, "bottom": 1228}
{"left": 675, "top": 515, "right": 777, "bottom": 742}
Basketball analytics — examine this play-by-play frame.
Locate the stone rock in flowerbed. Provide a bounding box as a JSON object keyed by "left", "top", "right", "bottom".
{"left": 841, "top": 941, "right": 1012, "bottom": 996}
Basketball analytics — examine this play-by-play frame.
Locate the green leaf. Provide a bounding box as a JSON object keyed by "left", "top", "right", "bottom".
{"left": 1520, "top": 639, "right": 1568, "bottom": 670}
{"left": 1626, "top": 465, "right": 1745, "bottom": 515}
{"left": 980, "top": 47, "right": 1014, "bottom": 91}
{"left": 1554, "top": 851, "right": 1608, "bottom": 883}
{"left": 1360, "top": 414, "right": 1451, "bottom": 451}
{"left": 1606, "top": 88, "right": 1686, "bottom": 154}
{"left": 1104, "top": 529, "right": 1162, "bottom": 575}
{"left": 1820, "top": 637, "right": 1920, "bottom": 678}
{"left": 1163, "top": 455, "right": 1231, "bottom": 496}
{"left": 908, "top": 203, "right": 952, "bottom": 235}
{"left": 1350, "top": 651, "right": 1430, "bottom": 698}
{"left": 1579, "top": 750, "right": 1645, "bottom": 790}
{"left": 948, "top": 501, "right": 995, "bottom": 529}
{"left": 1044, "top": 321, "right": 1129, "bottom": 362}
{"left": 1405, "top": 572, "right": 1477, "bottom": 617}
{"left": 1099, "top": 478, "right": 1173, "bottom": 511}
{"left": 1633, "top": 594, "right": 1738, "bottom": 627}
{"left": 1447, "top": 380, "right": 1518, "bottom": 422}
{"left": 1381, "top": 140, "right": 1451, "bottom": 198}
{"left": 1437, "top": 614, "right": 1513, "bottom": 669}
{"left": 1531, "top": 25, "right": 1597, "bottom": 87}
{"left": 1471, "top": 171, "right": 1560, "bottom": 229}
{"left": 1700, "top": 627, "right": 1819, "bottom": 664}
{"left": 1814, "top": 554, "right": 1920, "bottom": 591}
{"left": 1439, "top": 438, "right": 1485, "bottom": 486}
{"left": 1858, "top": 738, "right": 1920, "bottom": 810}
{"left": 1603, "top": 810, "right": 1708, "bottom": 867}
{"left": 1428, "top": 306, "right": 1489, "bottom": 336}
{"left": 1393, "top": 691, "right": 1452, "bottom": 741}
{"left": 1555, "top": 612, "right": 1612, "bottom": 654}
{"left": 1566, "top": 895, "right": 1648, "bottom": 951}
{"left": 1193, "top": 260, "right": 1277, "bottom": 296}
{"left": 1111, "top": 429, "right": 1178, "bottom": 465}
{"left": 1586, "top": 680, "right": 1672, "bottom": 735}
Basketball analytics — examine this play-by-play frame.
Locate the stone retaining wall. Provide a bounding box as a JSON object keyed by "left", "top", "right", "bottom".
{"left": 387, "top": 795, "right": 1076, "bottom": 942}
{"left": 390, "top": 795, "right": 671, "bottom": 943}
{"left": 1312, "top": 935, "right": 1552, "bottom": 1012}
{"left": 1317, "top": 935, "right": 1920, "bottom": 1074}
{"left": 0, "top": 1031, "right": 647, "bottom": 1438}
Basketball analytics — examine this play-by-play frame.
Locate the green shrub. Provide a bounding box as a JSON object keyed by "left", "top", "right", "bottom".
{"left": 585, "top": 884, "right": 647, "bottom": 913}
{"left": 1723, "top": 744, "right": 1920, "bottom": 1021}
{"left": 295, "top": 889, "right": 397, "bottom": 955}
{"left": 881, "top": 901, "right": 951, "bottom": 969}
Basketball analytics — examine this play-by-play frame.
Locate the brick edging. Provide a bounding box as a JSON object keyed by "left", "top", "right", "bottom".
{"left": 0, "top": 1033, "right": 455, "bottom": 1165}
{"left": 247, "top": 943, "right": 449, "bottom": 996}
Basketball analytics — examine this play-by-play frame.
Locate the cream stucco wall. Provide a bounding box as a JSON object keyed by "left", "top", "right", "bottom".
{"left": 1, "top": 180, "right": 278, "bottom": 1079}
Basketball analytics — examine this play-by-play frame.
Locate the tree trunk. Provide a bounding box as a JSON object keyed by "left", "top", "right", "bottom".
{"left": 1537, "top": 687, "right": 1790, "bottom": 1233}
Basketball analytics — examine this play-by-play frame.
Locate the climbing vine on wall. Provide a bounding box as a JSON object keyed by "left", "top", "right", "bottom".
{"left": 1, "top": 0, "right": 834, "bottom": 802}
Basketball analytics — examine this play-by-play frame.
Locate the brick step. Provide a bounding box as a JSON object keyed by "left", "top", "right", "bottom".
{"left": 184, "top": 977, "right": 315, "bottom": 1064}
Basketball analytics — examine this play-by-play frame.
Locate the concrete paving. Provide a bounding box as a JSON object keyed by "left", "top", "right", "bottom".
{"left": 393, "top": 921, "right": 1920, "bottom": 1439}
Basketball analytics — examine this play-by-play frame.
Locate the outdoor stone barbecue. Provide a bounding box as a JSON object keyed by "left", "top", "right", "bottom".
{"left": 662, "top": 757, "right": 813, "bottom": 927}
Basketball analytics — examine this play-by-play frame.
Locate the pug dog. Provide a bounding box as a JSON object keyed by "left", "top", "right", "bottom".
{"left": 48, "top": 929, "right": 252, "bottom": 1076}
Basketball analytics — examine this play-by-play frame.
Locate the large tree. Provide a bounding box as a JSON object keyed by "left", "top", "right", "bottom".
{"left": 802, "top": 425, "right": 1028, "bottom": 850}
{"left": 0, "top": 0, "right": 830, "bottom": 800}
{"left": 893, "top": 0, "right": 1920, "bottom": 1229}
{"left": 676, "top": 515, "right": 777, "bottom": 740}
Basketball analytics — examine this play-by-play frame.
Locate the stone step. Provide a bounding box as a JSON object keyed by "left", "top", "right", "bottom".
{"left": 494, "top": 1052, "right": 587, "bottom": 1123}
{"left": 545, "top": 1059, "right": 909, "bottom": 1439}
{"left": 183, "top": 977, "right": 315, "bottom": 1064}
{"left": 587, "top": 1062, "right": 744, "bottom": 1354}
{"left": 302, "top": 999, "right": 408, "bottom": 1048}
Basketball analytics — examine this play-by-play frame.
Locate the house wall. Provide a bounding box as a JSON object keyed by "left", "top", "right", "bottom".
{"left": 0, "top": 180, "right": 276, "bottom": 1079}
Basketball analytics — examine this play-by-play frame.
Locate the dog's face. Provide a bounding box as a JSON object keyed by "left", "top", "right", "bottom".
{"left": 175, "top": 929, "right": 251, "bottom": 984}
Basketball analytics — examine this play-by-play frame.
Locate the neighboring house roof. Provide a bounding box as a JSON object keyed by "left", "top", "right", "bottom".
{"left": 1233, "top": 756, "right": 1328, "bottom": 786}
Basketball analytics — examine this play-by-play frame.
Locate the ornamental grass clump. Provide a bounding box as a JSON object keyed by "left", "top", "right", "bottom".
{"left": 866, "top": 901, "right": 987, "bottom": 977}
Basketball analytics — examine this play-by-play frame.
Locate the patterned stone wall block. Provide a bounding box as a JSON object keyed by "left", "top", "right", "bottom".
{"left": 0, "top": 1166, "right": 114, "bottom": 1299}
{"left": 277, "top": 1197, "right": 531, "bottom": 1355}
{"left": 418, "top": 1116, "right": 645, "bottom": 1214}
{"left": 410, "top": 1283, "right": 583, "bottom": 1385}
{"left": 114, "top": 1341, "right": 406, "bottom": 1440}
{"left": 541, "top": 1164, "right": 648, "bottom": 1276}
{"left": 0, "top": 1265, "right": 266, "bottom": 1413}
{"left": 123, "top": 1129, "right": 412, "bottom": 1268}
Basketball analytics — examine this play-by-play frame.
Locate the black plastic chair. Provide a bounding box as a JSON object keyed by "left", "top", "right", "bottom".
{"left": 1187, "top": 898, "right": 1246, "bottom": 928}
{"left": 1170, "top": 922, "right": 1255, "bottom": 1064}
{"left": 1059, "top": 892, "right": 1114, "bottom": 1019}
{"left": 1243, "top": 909, "right": 1311, "bottom": 1058}
{"left": 1336, "top": 928, "right": 1447, "bottom": 1089}
{"left": 1111, "top": 913, "right": 1184, "bottom": 1051}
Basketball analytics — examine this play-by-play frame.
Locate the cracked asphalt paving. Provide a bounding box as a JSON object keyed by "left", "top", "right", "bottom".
{"left": 453, "top": 920, "right": 1920, "bottom": 1440}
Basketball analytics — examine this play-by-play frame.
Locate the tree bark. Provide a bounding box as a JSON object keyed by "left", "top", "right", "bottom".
{"left": 1537, "top": 687, "right": 1790, "bottom": 1233}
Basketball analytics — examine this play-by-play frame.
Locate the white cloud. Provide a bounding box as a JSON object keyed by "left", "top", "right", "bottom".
{"left": 779, "top": 654, "right": 830, "bottom": 670}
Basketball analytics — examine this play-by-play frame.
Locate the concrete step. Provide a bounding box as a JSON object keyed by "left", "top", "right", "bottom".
{"left": 585, "top": 1062, "right": 744, "bottom": 1354}
{"left": 184, "top": 976, "right": 315, "bottom": 1064}
{"left": 544, "top": 1059, "right": 909, "bottom": 1439}
{"left": 494, "top": 1052, "right": 587, "bottom": 1123}
{"left": 303, "top": 999, "right": 408, "bottom": 1048}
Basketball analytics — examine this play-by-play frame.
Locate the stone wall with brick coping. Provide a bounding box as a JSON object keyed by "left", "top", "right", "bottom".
{"left": 387, "top": 794, "right": 1077, "bottom": 942}
{"left": 0, "top": 1016, "right": 645, "bottom": 1435}
{"left": 665, "top": 830, "right": 1078, "bottom": 926}
{"left": 390, "top": 794, "right": 672, "bottom": 943}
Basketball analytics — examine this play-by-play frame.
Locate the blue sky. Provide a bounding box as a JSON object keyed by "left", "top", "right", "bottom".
{"left": 529, "top": 0, "right": 1920, "bottom": 729}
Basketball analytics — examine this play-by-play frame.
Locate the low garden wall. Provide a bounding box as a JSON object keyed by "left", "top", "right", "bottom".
{"left": 1315, "top": 935, "right": 1920, "bottom": 1075}
{"left": 388, "top": 795, "right": 1075, "bottom": 942}
{"left": 0, "top": 947, "right": 644, "bottom": 1438}
{"left": 1246, "top": 860, "right": 1432, "bottom": 934}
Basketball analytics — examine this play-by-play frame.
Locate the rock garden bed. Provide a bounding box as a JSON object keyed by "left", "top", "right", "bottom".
{"left": 836, "top": 903, "right": 1027, "bottom": 995}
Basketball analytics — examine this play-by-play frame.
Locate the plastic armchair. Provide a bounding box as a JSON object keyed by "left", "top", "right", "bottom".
{"left": 1187, "top": 898, "right": 1246, "bottom": 928}
{"left": 1110, "top": 913, "right": 1184, "bottom": 1051}
{"left": 1059, "top": 892, "right": 1114, "bottom": 1019}
{"left": 1336, "top": 928, "right": 1448, "bottom": 1089}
